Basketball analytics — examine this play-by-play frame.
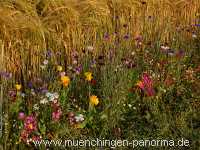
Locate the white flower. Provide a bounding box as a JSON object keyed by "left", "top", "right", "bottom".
{"left": 131, "top": 51, "right": 135, "bottom": 56}
{"left": 46, "top": 92, "right": 52, "bottom": 98}
{"left": 53, "top": 92, "right": 59, "bottom": 99}
{"left": 75, "top": 114, "right": 84, "bottom": 122}
{"left": 161, "top": 46, "right": 170, "bottom": 50}
{"left": 45, "top": 92, "right": 59, "bottom": 101}
{"left": 86, "top": 46, "right": 94, "bottom": 52}
{"left": 128, "top": 104, "right": 132, "bottom": 108}
{"left": 33, "top": 104, "right": 39, "bottom": 111}
{"left": 31, "top": 89, "right": 36, "bottom": 96}
{"left": 21, "top": 93, "right": 25, "bottom": 97}
{"left": 43, "top": 59, "right": 49, "bottom": 65}
{"left": 192, "top": 34, "right": 197, "bottom": 38}
{"left": 40, "top": 98, "right": 48, "bottom": 104}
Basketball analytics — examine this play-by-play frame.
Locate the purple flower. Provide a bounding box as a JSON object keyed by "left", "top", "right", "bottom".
{"left": 124, "top": 34, "right": 130, "bottom": 40}
{"left": 193, "top": 24, "right": 200, "bottom": 27}
{"left": 38, "top": 87, "right": 48, "bottom": 94}
{"left": 104, "top": 33, "right": 110, "bottom": 40}
{"left": 176, "top": 49, "right": 185, "bottom": 58}
{"left": 0, "top": 71, "right": 12, "bottom": 79}
{"left": 27, "top": 82, "right": 33, "bottom": 89}
{"left": 46, "top": 50, "right": 52, "bottom": 58}
{"left": 90, "top": 60, "right": 97, "bottom": 68}
{"left": 74, "top": 65, "right": 82, "bottom": 74}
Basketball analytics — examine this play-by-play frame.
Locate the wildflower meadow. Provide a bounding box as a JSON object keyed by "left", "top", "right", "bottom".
{"left": 0, "top": 0, "right": 200, "bottom": 149}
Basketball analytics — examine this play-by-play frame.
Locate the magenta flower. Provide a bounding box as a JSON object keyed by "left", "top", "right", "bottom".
{"left": 18, "top": 112, "right": 25, "bottom": 120}
{"left": 24, "top": 115, "right": 37, "bottom": 133}
{"left": 52, "top": 109, "right": 62, "bottom": 122}
{"left": 136, "top": 73, "right": 155, "bottom": 96}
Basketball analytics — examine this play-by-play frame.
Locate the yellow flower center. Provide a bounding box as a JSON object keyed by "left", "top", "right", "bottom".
{"left": 28, "top": 124, "right": 33, "bottom": 130}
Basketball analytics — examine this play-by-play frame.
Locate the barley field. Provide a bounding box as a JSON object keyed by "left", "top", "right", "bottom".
{"left": 0, "top": 0, "right": 200, "bottom": 149}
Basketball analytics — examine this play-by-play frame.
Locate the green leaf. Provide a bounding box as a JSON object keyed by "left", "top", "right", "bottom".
{"left": 38, "top": 121, "right": 46, "bottom": 135}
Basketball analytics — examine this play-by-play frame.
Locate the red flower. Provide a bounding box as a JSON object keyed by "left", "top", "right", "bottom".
{"left": 90, "top": 79, "right": 97, "bottom": 86}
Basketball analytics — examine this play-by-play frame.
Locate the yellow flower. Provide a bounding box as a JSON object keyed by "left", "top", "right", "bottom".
{"left": 15, "top": 84, "right": 22, "bottom": 91}
{"left": 61, "top": 75, "right": 70, "bottom": 87}
{"left": 84, "top": 72, "right": 93, "bottom": 81}
{"left": 57, "top": 65, "right": 63, "bottom": 72}
{"left": 89, "top": 95, "right": 99, "bottom": 106}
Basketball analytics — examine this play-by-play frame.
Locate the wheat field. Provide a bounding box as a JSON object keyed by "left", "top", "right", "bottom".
{"left": 0, "top": 0, "right": 200, "bottom": 149}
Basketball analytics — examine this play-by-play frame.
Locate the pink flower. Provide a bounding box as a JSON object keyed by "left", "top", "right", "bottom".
{"left": 136, "top": 73, "right": 155, "bottom": 96}
{"left": 18, "top": 112, "right": 25, "bottom": 120}
{"left": 52, "top": 109, "right": 62, "bottom": 122}
{"left": 24, "top": 115, "right": 37, "bottom": 133}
